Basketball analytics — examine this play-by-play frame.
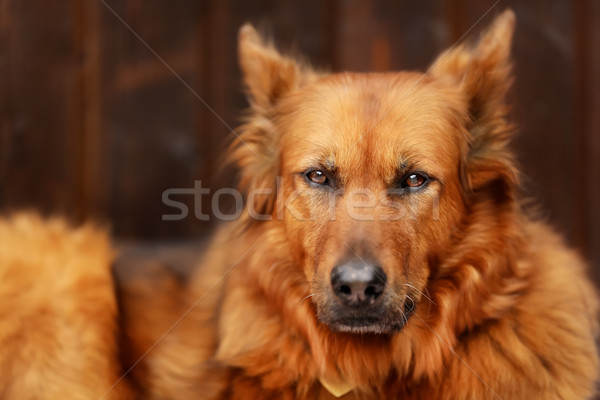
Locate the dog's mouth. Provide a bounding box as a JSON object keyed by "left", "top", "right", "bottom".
{"left": 312, "top": 260, "right": 420, "bottom": 335}
{"left": 320, "top": 299, "right": 416, "bottom": 335}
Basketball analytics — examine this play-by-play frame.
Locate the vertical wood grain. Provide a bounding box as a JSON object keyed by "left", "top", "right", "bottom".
{"left": 332, "top": 0, "right": 373, "bottom": 71}
{"left": 75, "top": 0, "right": 105, "bottom": 224}
{"left": 590, "top": 2, "right": 600, "bottom": 285}
{"left": 0, "top": 0, "right": 82, "bottom": 217}
{"left": 0, "top": 0, "right": 10, "bottom": 195}
{"left": 576, "top": 0, "right": 600, "bottom": 285}
{"left": 98, "top": 0, "right": 205, "bottom": 238}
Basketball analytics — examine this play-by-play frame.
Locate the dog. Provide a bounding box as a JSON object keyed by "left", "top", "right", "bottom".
{"left": 0, "top": 9, "right": 598, "bottom": 400}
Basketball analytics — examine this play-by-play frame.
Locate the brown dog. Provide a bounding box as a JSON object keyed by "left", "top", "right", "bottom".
{"left": 1, "top": 9, "right": 598, "bottom": 400}
{"left": 118, "top": 9, "right": 598, "bottom": 399}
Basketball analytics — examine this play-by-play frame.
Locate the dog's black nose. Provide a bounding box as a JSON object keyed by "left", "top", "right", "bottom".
{"left": 331, "top": 262, "right": 386, "bottom": 307}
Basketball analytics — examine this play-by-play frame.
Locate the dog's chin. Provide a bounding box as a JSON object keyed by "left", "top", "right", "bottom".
{"left": 325, "top": 318, "right": 406, "bottom": 335}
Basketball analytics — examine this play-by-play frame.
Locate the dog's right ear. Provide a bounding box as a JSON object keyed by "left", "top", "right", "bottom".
{"left": 230, "top": 25, "right": 316, "bottom": 222}
{"left": 238, "top": 24, "right": 314, "bottom": 111}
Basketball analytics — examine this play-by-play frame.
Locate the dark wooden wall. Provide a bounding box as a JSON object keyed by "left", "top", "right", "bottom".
{"left": 0, "top": 0, "right": 598, "bottom": 284}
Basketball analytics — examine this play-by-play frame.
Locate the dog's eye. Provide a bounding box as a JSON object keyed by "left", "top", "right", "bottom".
{"left": 402, "top": 173, "right": 428, "bottom": 189}
{"left": 306, "top": 170, "right": 329, "bottom": 185}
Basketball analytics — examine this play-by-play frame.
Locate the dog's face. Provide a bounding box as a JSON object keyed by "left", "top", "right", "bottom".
{"left": 234, "top": 11, "right": 516, "bottom": 334}
{"left": 276, "top": 75, "right": 467, "bottom": 333}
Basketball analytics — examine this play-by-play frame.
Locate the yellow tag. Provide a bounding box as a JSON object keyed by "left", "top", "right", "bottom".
{"left": 319, "top": 376, "right": 356, "bottom": 398}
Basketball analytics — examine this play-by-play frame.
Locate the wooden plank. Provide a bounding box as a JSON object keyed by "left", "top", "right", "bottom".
{"left": 0, "top": 0, "right": 10, "bottom": 196}
{"left": 199, "top": 0, "right": 233, "bottom": 189}
{"left": 267, "top": 0, "right": 335, "bottom": 69}
{"left": 590, "top": 2, "right": 600, "bottom": 286}
{"left": 577, "top": 0, "right": 600, "bottom": 285}
{"left": 383, "top": 0, "right": 448, "bottom": 71}
{"left": 98, "top": 0, "right": 206, "bottom": 238}
{"left": 75, "top": 0, "right": 104, "bottom": 224}
{"left": 0, "top": 0, "right": 82, "bottom": 218}
{"left": 331, "top": 0, "right": 373, "bottom": 71}
{"left": 192, "top": 0, "right": 236, "bottom": 228}
{"left": 326, "top": 0, "right": 449, "bottom": 73}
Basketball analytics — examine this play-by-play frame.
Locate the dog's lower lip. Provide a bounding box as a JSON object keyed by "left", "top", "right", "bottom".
{"left": 335, "top": 317, "right": 381, "bottom": 327}
{"left": 327, "top": 317, "right": 405, "bottom": 334}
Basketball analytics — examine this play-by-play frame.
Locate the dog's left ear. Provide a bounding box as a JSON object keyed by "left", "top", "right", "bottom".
{"left": 430, "top": 9, "right": 518, "bottom": 192}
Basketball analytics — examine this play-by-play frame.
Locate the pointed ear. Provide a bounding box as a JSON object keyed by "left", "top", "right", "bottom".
{"left": 430, "top": 9, "right": 515, "bottom": 102}
{"left": 430, "top": 9, "right": 518, "bottom": 192}
{"left": 238, "top": 24, "right": 315, "bottom": 111}
{"left": 230, "top": 25, "right": 317, "bottom": 222}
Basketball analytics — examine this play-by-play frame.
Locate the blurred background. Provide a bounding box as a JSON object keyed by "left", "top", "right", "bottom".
{"left": 0, "top": 0, "right": 598, "bottom": 286}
